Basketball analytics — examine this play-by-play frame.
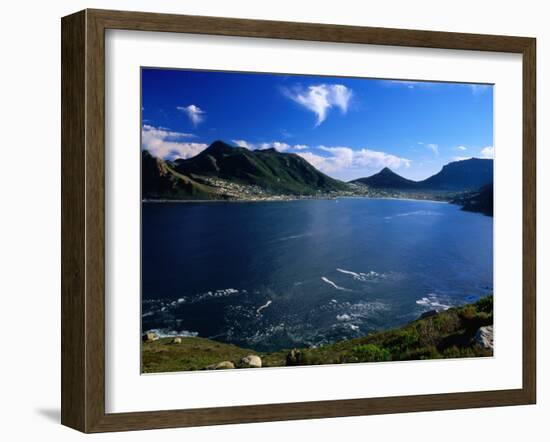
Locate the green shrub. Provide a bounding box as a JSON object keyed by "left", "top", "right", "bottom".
{"left": 350, "top": 344, "right": 391, "bottom": 362}
{"left": 385, "top": 329, "right": 420, "bottom": 354}
{"left": 475, "top": 295, "right": 493, "bottom": 314}
{"left": 458, "top": 304, "right": 492, "bottom": 330}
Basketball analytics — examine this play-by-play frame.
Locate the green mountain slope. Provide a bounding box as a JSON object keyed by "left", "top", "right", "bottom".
{"left": 141, "top": 150, "right": 218, "bottom": 200}
{"left": 173, "top": 140, "right": 348, "bottom": 195}
{"left": 142, "top": 141, "right": 351, "bottom": 200}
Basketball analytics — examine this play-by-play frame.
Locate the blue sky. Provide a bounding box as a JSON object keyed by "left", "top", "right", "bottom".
{"left": 141, "top": 68, "right": 493, "bottom": 181}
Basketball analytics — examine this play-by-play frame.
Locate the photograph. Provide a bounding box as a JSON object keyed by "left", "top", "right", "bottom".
{"left": 1, "top": 0, "right": 542, "bottom": 437}
{"left": 140, "top": 68, "right": 494, "bottom": 373}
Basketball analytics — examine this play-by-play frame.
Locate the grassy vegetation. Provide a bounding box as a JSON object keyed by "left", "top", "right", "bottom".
{"left": 142, "top": 296, "right": 493, "bottom": 373}
{"left": 141, "top": 336, "right": 257, "bottom": 373}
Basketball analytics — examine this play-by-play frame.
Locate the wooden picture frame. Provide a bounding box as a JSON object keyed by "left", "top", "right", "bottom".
{"left": 61, "top": 8, "right": 536, "bottom": 433}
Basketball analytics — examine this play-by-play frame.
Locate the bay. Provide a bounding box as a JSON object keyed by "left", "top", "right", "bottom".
{"left": 142, "top": 198, "right": 493, "bottom": 352}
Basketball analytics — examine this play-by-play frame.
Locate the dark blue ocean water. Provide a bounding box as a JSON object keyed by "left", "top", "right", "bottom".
{"left": 142, "top": 198, "right": 493, "bottom": 352}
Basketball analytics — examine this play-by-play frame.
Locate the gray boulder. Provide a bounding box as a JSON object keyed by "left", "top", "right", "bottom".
{"left": 142, "top": 332, "right": 159, "bottom": 342}
{"left": 172, "top": 337, "right": 182, "bottom": 344}
{"left": 239, "top": 354, "right": 262, "bottom": 368}
{"left": 475, "top": 325, "right": 494, "bottom": 350}
{"left": 206, "top": 361, "right": 235, "bottom": 370}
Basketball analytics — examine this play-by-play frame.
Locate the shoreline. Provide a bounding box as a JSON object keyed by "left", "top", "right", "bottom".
{"left": 142, "top": 195, "right": 452, "bottom": 205}
{"left": 142, "top": 296, "right": 494, "bottom": 373}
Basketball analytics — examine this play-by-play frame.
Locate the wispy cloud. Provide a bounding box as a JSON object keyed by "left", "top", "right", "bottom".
{"left": 142, "top": 125, "right": 207, "bottom": 160}
{"left": 177, "top": 104, "right": 206, "bottom": 126}
{"left": 232, "top": 139, "right": 308, "bottom": 152}
{"left": 480, "top": 146, "right": 494, "bottom": 159}
{"left": 386, "top": 80, "right": 492, "bottom": 96}
{"left": 387, "top": 80, "right": 418, "bottom": 89}
{"left": 297, "top": 145, "right": 411, "bottom": 179}
{"left": 425, "top": 143, "right": 439, "bottom": 155}
{"left": 280, "top": 129, "right": 292, "bottom": 139}
{"left": 283, "top": 84, "right": 352, "bottom": 126}
{"left": 384, "top": 79, "right": 439, "bottom": 90}
{"left": 452, "top": 145, "right": 493, "bottom": 161}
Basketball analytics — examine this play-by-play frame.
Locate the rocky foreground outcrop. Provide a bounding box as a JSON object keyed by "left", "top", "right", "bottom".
{"left": 142, "top": 332, "right": 159, "bottom": 342}
{"left": 238, "top": 355, "right": 262, "bottom": 368}
{"left": 206, "top": 361, "right": 236, "bottom": 370}
{"left": 475, "top": 325, "right": 494, "bottom": 350}
{"left": 205, "top": 355, "right": 262, "bottom": 370}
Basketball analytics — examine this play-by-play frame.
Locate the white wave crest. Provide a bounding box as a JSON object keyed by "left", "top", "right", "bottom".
{"left": 385, "top": 210, "right": 442, "bottom": 220}
{"left": 275, "top": 233, "right": 312, "bottom": 242}
{"left": 256, "top": 300, "right": 272, "bottom": 314}
{"left": 416, "top": 294, "right": 451, "bottom": 310}
{"left": 336, "top": 268, "right": 383, "bottom": 282}
{"left": 336, "top": 314, "right": 352, "bottom": 322}
{"left": 321, "top": 277, "right": 351, "bottom": 291}
{"left": 144, "top": 328, "right": 199, "bottom": 338}
{"left": 193, "top": 288, "right": 240, "bottom": 303}
{"left": 336, "top": 268, "right": 361, "bottom": 278}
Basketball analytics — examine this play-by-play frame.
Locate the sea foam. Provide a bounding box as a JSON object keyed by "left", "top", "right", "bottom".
{"left": 416, "top": 294, "right": 451, "bottom": 310}
{"left": 321, "top": 277, "right": 351, "bottom": 291}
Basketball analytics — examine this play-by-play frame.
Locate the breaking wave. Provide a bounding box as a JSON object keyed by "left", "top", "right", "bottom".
{"left": 144, "top": 328, "right": 199, "bottom": 338}
{"left": 336, "top": 268, "right": 387, "bottom": 282}
{"left": 142, "top": 288, "right": 243, "bottom": 318}
{"left": 274, "top": 232, "right": 313, "bottom": 242}
{"left": 321, "top": 276, "right": 351, "bottom": 291}
{"left": 256, "top": 300, "right": 272, "bottom": 314}
{"left": 416, "top": 293, "right": 452, "bottom": 311}
{"left": 385, "top": 210, "right": 442, "bottom": 220}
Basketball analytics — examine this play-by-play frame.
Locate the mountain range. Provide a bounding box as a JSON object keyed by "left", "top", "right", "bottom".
{"left": 142, "top": 140, "right": 494, "bottom": 213}
{"left": 351, "top": 158, "right": 493, "bottom": 192}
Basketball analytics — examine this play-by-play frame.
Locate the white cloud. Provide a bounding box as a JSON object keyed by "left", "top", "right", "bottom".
{"left": 426, "top": 143, "right": 439, "bottom": 155}
{"left": 353, "top": 148, "right": 411, "bottom": 169}
{"left": 284, "top": 84, "right": 352, "bottom": 126}
{"left": 451, "top": 145, "right": 493, "bottom": 161}
{"left": 231, "top": 139, "right": 254, "bottom": 150}
{"left": 258, "top": 141, "right": 291, "bottom": 152}
{"left": 480, "top": 146, "right": 494, "bottom": 159}
{"left": 232, "top": 139, "right": 309, "bottom": 152}
{"left": 142, "top": 125, "right": 207, "bottom": 160}
{"left": 386, "top": 80, "right": 437, "bottom": 90}
{"left": 177, "top": 104, "right": 205, "bottom": 126}
{"left": 388, "top": 80, "right": 417, "bottom": 89}
{"left": 297, "top": 151, "right": 333, "bottom": 171}
{"left": 297, "top": 145, "right": 411, "bottom": 179}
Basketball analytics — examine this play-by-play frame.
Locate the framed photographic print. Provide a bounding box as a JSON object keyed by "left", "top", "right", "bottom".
{"left": 61, "top": 9, "right": 536, "bottom": 433}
